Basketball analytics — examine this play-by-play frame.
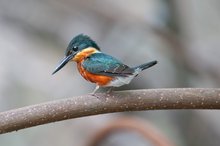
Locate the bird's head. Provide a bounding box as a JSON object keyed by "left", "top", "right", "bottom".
{"left": 52, "top": 34, "right": 100, "bottom": 75}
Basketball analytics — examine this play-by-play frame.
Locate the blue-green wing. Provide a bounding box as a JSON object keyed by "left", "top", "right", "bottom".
{"left": 82, "top": 53, "right": 134, "bottom": 77}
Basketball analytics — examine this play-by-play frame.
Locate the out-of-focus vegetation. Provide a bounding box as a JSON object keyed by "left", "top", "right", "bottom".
{"left": 0, "top": 0, "right": 220, "bottom": 146}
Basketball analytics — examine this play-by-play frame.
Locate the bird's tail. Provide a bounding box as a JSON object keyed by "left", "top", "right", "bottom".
{"left": 133, "top": 60, "right": 157, "bottom": 72}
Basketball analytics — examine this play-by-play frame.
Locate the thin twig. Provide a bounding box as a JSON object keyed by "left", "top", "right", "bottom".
{"left": 0, "top": 88, "right": 220, "bottom": 134}
{"left": 88, "top": 118, "right": 175, "bottom": 146}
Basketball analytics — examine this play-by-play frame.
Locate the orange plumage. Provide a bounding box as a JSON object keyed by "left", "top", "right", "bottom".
{"left": 72, "top": 47, "right": 113, "bottom": 86}
{"left": 77, "top": 61, "right": 113, "bottom": 86}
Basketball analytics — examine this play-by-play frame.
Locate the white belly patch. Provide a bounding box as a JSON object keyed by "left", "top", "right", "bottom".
{"left": 105, "top": 75, "right": 136, "bottom": 87}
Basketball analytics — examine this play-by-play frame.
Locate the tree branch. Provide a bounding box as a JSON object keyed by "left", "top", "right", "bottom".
{"left": 0, "top": 88, "right": 220, "bottom": 134}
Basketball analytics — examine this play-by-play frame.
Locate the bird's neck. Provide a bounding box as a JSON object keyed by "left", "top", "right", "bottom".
{"left": 73, "top": 47, "right": 99, "bottom": 62}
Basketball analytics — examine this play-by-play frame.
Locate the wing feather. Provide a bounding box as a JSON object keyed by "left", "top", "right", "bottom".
{"left": 82, "top": 53, "right": 134, "bottom": 77}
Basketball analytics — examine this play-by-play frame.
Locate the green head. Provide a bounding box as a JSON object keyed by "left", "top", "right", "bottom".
{"left": 52, "top": 34, "right": 100, "bottom": 75}
{"left": 65, "top": 34, "right": 100, "bottom": 56}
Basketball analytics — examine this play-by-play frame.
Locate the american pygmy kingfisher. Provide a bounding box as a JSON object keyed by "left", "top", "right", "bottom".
{"left": 52, "top": 34, "right": 157, "bottom": 94}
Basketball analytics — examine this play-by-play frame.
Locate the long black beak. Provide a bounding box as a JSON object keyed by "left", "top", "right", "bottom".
{"left": 52, "top": 52, "right": 76, "bottom": 75}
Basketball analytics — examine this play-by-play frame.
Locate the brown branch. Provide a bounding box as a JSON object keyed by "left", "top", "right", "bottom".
{"left": 0, "top": 88, "right": 220, "bottom": 134}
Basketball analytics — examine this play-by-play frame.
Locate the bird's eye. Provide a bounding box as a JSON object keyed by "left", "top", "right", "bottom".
{"left": 73, "top": 46, "right": 78, "bottom": 51}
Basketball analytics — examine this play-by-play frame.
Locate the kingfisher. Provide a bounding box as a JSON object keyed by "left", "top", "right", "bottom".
{"left": 52, "top": 34, "right": 157, "bottom": 95}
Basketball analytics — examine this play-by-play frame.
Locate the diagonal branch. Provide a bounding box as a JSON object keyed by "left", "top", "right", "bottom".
{"left": 0, "top": 88, "right": 220, "bottom": 134}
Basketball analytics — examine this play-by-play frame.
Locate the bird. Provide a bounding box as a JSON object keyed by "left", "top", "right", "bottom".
{"left": 52, "top": 34, "right": 157, "bottom": 95}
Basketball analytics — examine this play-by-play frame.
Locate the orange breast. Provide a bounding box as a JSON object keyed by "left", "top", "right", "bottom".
{"left": 77, "top": 62, "right": 113, "bottom": 86}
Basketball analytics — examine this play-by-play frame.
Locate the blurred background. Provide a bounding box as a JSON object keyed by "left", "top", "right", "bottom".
{"left": 0, "top": 0, "right": 220, "bottom": 146}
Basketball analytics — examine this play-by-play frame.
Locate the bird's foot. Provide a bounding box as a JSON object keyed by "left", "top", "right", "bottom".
{"left": 89, "top": 92, "right": 99, "bottom": 97}
{"left": 89, "top": 86, "right": 114, "bottom": 99}
{"left": 89, "top": 93, "right": 107, "bottom": 101}
{"left": 106, "top": 87, "right": 113, "bottom": 94}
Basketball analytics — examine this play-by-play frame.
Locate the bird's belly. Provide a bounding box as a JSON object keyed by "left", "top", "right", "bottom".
{"left": 105, "top": 75, "right": 135, "bottom": 87}
{"left": 77, "top": 63, "right": 113, "bottom": 86}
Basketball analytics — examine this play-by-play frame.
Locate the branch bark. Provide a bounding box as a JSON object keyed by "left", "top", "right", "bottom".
{"left": 0, "top": 88, "right": 220, "bottom": 134}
